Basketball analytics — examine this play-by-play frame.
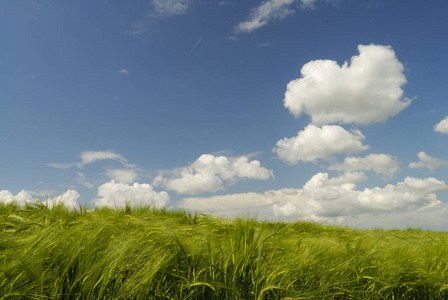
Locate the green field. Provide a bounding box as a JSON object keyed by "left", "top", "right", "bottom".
{"left": 1, "top": 202, "right": 448, "bottom": 299}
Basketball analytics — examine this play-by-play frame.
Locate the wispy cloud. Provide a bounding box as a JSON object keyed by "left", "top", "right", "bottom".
{"left": 46, "top": 163, "right": 75, "bottom": 169}
{"left": 190, "top": 38, "right": 202, "bottom": 53}
{"left": 257, "top": 42, "right": 272, "bottom": 47}
{"left": 235, "top": 0, "right": 318, "bottom": 34}
{"left": 236, "top": 0, "right": 295, "bottom": 34}
{"left": 48, "top": 151, "right": 128, "bottom": 169}
{"left": 77, "top": 171, "right": 95, "bottom": 189}
{"left": 218, "top": 1, "right": 234, "bottom": 6}
{"left": 78, "top": 151, "right": 128, "bottom": 168}
{"left": 129, "top": 0, "right": 195, "bottom": 35}
{"left": 118, "top": 69, "right": 129, "bottom": 75}
{"left": 152, "top": 0, "right": 193, "bottom": 16}
{"left": 47, "top": 151, "right": 141, "bottom": 189}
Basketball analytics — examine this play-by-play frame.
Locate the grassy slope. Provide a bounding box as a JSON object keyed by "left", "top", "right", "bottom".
{"left": 1, "top": 202, "right": 448, "bottom": 299}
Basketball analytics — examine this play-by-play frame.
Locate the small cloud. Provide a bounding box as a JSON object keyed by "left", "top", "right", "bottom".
{"left": 300, "top": 0, "right": 317, "bottom": 9}
{"left": 118, "top": 69, "right": 129, "bottom": 75}
{"left": 218, "top": 1, "right": 233, "bottom": 6}
{"left": 93, "top": 181, "right": 170, "bottom": 209}
{"left": 47, "top": 162, "right": 75, "bottom": 169}
{"left": 47, "top": 150, "right": 129, "bottom": 169}
{"left": 44, "top": 190, "right": 80, "bottom": 210}
{"left": 227, "top": 36, "right": 239, "bottom": 41}
{"left": 234, "top": 0, "right": 318, "bottom": 34}
{"left": 273, "top": 124, "right": 369, "bottom": 164}
{"left": 152, "top": 0, "right": 193, "bottom": 17}
{"left": 154, "top": 154, "right": 274, "bottom": 195}
{"left": 129, "top": 19, "right": 153, "bottom": 35}
{"left": 409, "top": 152, "right": 448, "bottom": 171}
{"left": 329, "top": 153, "right": 401, "bottom": 177}
{"left": 434, "top": 116, "right": 448, "bottom": 134}
{"left": 78, "top": 151, "right": 128, "bottom": 168}
{"left": 31, "top": 74, "right": 36, "bottom": 79}
{"left": 257, "top": 42, "right": 271, "bottom": 47}
{"left": 235, "top": 0, "right": 296, "bottom": 34}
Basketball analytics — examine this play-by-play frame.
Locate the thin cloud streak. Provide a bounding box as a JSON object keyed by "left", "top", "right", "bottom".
{"left": 190, "top": 38, "right": 202, "bottom": 53}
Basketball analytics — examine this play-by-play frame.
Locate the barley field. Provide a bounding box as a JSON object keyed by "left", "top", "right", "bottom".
{"left": 1, "top": 202, "right": 448, "bottom": 299}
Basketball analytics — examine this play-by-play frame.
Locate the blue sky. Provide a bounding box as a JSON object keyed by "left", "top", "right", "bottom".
{"left": 1, "top": 0, "right": 448, "bottom": 230}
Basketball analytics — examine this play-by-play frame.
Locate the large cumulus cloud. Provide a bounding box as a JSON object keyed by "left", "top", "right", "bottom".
{"left": 283, "top": 44, "right": 411, "bottom": 125}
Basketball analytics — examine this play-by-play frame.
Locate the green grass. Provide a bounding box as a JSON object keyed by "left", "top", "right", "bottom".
{"left": 1, "top": 201, "right": 448, "bottom": 299}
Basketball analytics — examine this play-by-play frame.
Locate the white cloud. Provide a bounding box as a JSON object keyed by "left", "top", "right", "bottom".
{"left": 300, "top": 173, "right": 446, "bottom": 217}
{"left": 79, "top": 151, "right": 127, "bottom": 167}
{"left": 338, "top": 204, "right": 448, "bottom": 231}
{"left": 180, "top": 173, "right": 447, "bottom": 228}
{"left": 235, "top": 0, "right": 320, "bottom": 34}
{"left": 273, "top": 124, "right": 369, "bottom": 164}
{"left": 409, "top": 152, "right": 448, "bottom": 171}
{"left": 49, "top": 151, "right": 129, "bottom": 169}
{"left": 257, "top": 42, "right": 272, "bottom": 47}
{"left": 48, "top": 150, "right": 131, "bottom": 173}
{"left": 434, "top": 116, "right": 448, "bottom": 134}
{"left": 161, "top": 171, "right": 224, "bottom": 195}
{"left": 154, "top": 154, "right": 274, "bottom": 195}
{"left": 218, "top": 1, "right": 233, "bottom": 6}
{"left": 182, "top": 188, "right": 302, "bottom": 213}
{"left": 77, "top": 171, "right": 95, "bottom": 189}
{"left": 329, "top": 153, "right": 400, "bottom": 177}
{"left": 235, "top": 0, "right": 295, "bottom": 34}
{"left": 283, "top": 44, "right": 411, "bottom": 125}
{"left": 46, "top": 163, "right": 75, "bottom": 169}
{"left": 129, "top": 0, "right": 194, "bottom": 35}
{"left": 152, "top": 0, "right": 193, "bottom": 16}
{"left": 0, "top": 190, "right": 34, "bottom": 206}
{"left": 93, "top": 181, "right": 169, "bottom": 209}
{"left": 107, "top": 169, "right": 138, "bottom": 184}
{"left": 300, "top": 0, "right": 317, "bottom": 9}
{"left": 44, "top": 190, "right": 80, "bottom": 210}
{"left": 0, "top": 189, "right": 80, "bottom": 209}
{"left": 326, "top": 171, "right": 368, "bottom": 185}
{"left": 273, "top": 201, "right": 297, "bottom": 217}
{"left": 118, "top": 69, "right": 129, "bottom": 74}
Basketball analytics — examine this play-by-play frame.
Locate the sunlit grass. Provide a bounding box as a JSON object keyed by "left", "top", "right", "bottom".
{"left": 1, "top": 201, "right": 448, "bottom": 299}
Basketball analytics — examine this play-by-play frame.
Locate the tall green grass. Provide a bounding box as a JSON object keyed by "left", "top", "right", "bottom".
{"left": 1, "top": 201, "right": 448, "bottom": 299}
